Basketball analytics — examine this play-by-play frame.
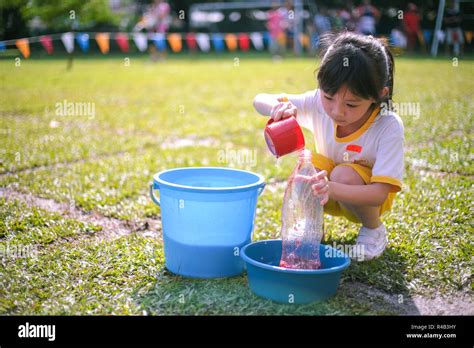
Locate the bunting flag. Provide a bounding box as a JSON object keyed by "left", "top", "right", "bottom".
{"left": 167, "top": 33, "right": 182, "bottom": 53}
{"left": 96, "top": 33, "right": 110, "bottom": 54}
{"left": 224, "top": 34, "right": 238, "bottom": 51}
{"left": 277, "top": 32, "right": 287, "bottom": 47}
{"left": 196, "top": 33, "right": 210, "bottom": 52}
{"left": 61, "top": 32, "right": 74, "bottom": 53}
{"left": 465, "top": 31, "right": 473, "bottom": 44}
{"left": 133, "top": 33, "right": 148, "bottom": 52}
{"left": 250, "top": 32, "right": 264, "bottom": 51}
{"left": 2, "top": 31, "right": 289, "bottom": 57}
{"left": 415, "top": 31, "right": 425, "bottom": 46}
{"left": 185, "top": 33, "right": 197, "bottom": 51}
{"left": 211, "top": 33, "right": 224, "bottom": 52}
{"left": 16, "top": 39, "right": 30, "bottom": 58}
{"left": 238, "top": 33, "right": 250, "bottom": 52}
{"left": 115, "top": 33, "right": 129, "bottom": 53}
{"left": 76, "top": 33, "right": 89, "bottom": 52}
{"left": 436, "top": 30, "right": 445, "bottom": 43}
{"left": 40, "top": 35, "right": 53, "bottom": 54}
{"left": 263, "top": 32, "right": 271, "bottom": 47}
{"left": 423, "top": 31, "right": 432, "bottom": 45}
{"left": 299, "top": 33, "right": 310, "bottom": 50}
{"left": 152, "top": 33, "right": 167, "bottom": 51}
{"left": 311, "top": 34, "right": 319, "bottom": 50}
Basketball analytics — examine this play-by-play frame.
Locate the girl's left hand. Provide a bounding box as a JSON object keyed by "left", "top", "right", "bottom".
{"left": 311, "top": 170, "right": 329, "bottom": 205}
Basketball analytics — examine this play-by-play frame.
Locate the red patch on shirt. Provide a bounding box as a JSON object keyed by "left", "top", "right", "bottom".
{"left": 346, "top": 144, "right": 362, "bottom": 153}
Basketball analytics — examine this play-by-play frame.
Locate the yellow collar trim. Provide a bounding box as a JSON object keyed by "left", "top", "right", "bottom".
{"left": 334, "top": 106, "right": 380, "bottom": 143}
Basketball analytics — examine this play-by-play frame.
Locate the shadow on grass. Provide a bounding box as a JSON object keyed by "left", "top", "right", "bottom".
{"left": 337, "top": 247, "right": 421, "bottom": 315}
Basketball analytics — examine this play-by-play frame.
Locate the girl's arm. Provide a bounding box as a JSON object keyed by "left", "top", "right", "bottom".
{"left": 253, "top": 93, "right": 286, "bottom": 116}
{"left": 328, "top": 182, "right": 392, "bottom": 207}
{"left": 254, "top": 91, "right": 317, "bottom": 127}
{"left": 253, "top": 93, "right": 299, "bottom": 122}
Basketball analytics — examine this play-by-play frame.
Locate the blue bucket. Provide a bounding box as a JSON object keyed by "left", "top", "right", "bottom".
{"left": 150, "top": 167, "right": 265, "bottom": 278}
{"left": 241, "top": 240, "right": 350, "bottom": 304}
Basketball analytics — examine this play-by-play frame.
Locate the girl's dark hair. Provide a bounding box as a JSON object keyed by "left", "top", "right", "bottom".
{"left": 316, "top": 31, "right": 395, "bottom": 104}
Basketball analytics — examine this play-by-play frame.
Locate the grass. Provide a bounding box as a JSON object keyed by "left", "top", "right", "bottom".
{"left": 0, "top": 54, "right": 472, "bottom": 315}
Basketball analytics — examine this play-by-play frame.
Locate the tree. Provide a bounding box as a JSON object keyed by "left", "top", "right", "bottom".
{"left": 24, "top": 0, "right": 119, "bottom": 30}
{"left": 0, "top": 0, "right": 119, "bottom": 39}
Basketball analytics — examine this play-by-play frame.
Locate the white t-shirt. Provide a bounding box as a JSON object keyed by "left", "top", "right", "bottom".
{"left": 286, "top": 89, "right": 404, "bottom": 192}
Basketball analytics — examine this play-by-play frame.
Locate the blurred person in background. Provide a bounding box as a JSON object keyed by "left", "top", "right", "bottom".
{"left": 267, "top": 1, "right": 288, "bottom": 59}
{"left": 283, "top": 1, "right": 295, "bottom": 52}
{"left": 354, "top": 0, "right": 380, "bottom": 35}
{"left": 335, "top": 5, "right": 354, "bottom": 32}
{"left": 403, "top": 3, "right": 422, "bottom": 52}
{"left": 421, "top": 4, "right": 437, "bottom": 48}
{"left": 344, "top": 2, "right": 357, "bottom": 32}
{"left": 444, "top": 1, "right": 464, "bottom": 56}
{"left": 134, "top": 0, "right": 171, "bottom": 61}
{"left": 314, "top": 6, "right": 332, "bottom": 38}
{"left": 390, "top": 25, "right": 407, "bottom": 51}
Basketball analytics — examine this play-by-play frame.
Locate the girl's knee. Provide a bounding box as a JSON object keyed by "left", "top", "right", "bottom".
{"left": 329, "top": 165, "right": 364, "bottom": 185}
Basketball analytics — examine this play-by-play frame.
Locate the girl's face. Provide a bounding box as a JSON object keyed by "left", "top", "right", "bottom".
{"left": 321, "top": 85, "right": 375, "bottom": 129}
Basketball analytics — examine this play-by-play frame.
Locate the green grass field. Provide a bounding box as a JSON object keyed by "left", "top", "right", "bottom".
{"left": 0, "top": 54, "right": 472, "bottom": 315}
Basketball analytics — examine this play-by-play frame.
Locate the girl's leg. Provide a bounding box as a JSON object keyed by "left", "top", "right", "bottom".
{"left": 329, "top": 165, "right": 382, "bottom": 229}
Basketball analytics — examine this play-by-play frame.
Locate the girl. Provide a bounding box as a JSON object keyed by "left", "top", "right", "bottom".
{"left": 253, "top": 31, "right": 404, "bottom": 261}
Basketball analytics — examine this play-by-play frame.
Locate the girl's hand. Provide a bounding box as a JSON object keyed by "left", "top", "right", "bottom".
{"left": 311, "top": 170, "right": 329, "bottom": 205}
{"left": 270, "top": 97, "right": 297, "bottom": 121}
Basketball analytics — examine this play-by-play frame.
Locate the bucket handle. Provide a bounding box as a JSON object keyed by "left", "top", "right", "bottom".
{"left": 257, "top": 183, "right": 265, "bottom": 196}
{"left": 149, "top": 182, "right": 160, "bottom": 206}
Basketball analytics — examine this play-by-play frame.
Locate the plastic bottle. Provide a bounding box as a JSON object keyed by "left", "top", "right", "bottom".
{"left": 279, "top": 149, "right": 324, "bottom": 269}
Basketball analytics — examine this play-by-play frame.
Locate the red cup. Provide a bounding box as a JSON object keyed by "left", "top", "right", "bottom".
{"left": 264, "top": 116, "right": 305, "bottom": 158}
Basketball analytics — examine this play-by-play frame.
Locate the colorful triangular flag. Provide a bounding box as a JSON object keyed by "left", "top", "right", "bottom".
{"left": 238, "top": 33, "right": 250, "bottom": 52}
{"left": 133, "top": 33, "right": 148, "bottom": 52}
{"left": 250, "top": 32, "right": 264, "bottom": 51}
{"left": 115, "top": 33, "right": 129, "bottom": 52}
{"left": 152, "top": 33, "right": 167, "bottom": 51}
{"left": 61, "top": 32, "right": 74, "bottom": 53}
{"left": 225, "top": 34, "right": 238, "bottom": 51}
{"left": 40, "top": 35, "right": 53, "bottom": 54}
{"left": 96, "top": 33, "right": 110, "bottom": 54}
{"left": 16, "top": 39, "right": 30, "bottom": 58}
{"left": 196, "top": 33, "right": 211, "bottom": 52}
{"left": 211, "top": 33, "right": 225, "bottom": 52}
{"left": 185, "top": 33, "right": 197, "bottom": 51}
{"left": 167, "top": 33, "right": 182, "bottom": 53}
{"left": 299, "top": 33, "right": 310, "bottom": 50}
{"left": 76, "top": 33, "right": 89, "bottom": 53}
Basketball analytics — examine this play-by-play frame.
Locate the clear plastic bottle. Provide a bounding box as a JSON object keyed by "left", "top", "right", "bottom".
{"left": 279, "top": 149, "right": 324, "bottom": 269}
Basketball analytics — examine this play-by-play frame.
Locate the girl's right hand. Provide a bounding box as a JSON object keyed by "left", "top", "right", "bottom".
{"left": 270, "top": 97, "right": 297, "bottom": 121}
{"left": 310, "top": 170, "right": 329, "bottom": 205}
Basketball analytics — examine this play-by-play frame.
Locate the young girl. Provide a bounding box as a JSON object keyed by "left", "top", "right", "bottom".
{"left": 253, "top": 31, "right": 404, "bottom": 261}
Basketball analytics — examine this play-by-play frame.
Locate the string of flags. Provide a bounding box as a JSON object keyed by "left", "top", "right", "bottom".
{"left": 0, "top": 31, "right": 317, "bottom": 58}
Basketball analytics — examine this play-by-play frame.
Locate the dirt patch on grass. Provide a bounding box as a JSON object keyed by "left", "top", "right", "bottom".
{"left": 0, "top": 187, "right": 161, "bottom": 241}
{"left": 0, "top": 149, "right": 132, "bottom": 178}
{"left": 341, "top": 281, "right": 474, "bottom": 315}
{"left": 161, "top": 136, "right": 219, "bottom": 149}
